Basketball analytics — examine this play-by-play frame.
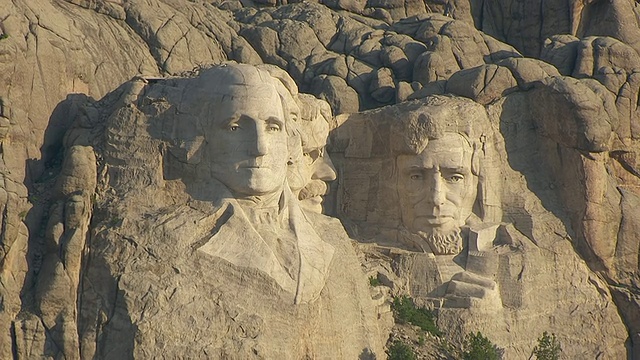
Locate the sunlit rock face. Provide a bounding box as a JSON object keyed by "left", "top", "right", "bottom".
{"left": 331, "top": 95, "right": 628, "bottom": 358}
{"left": 2, "top": 1, "right": 640, "bottom": 359}
{"left": 16, "top": 64, "right": 386, "bottom": 359}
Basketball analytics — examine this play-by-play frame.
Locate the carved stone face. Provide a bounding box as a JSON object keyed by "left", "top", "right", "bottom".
{"left": 397, "top": 133, "right": 477, "bottom": 237}
{"left": 206, "top": 89, "right": 289, "bottom": 197}
{"left": 288, "top": 109, "right": 337, "bottom": 213}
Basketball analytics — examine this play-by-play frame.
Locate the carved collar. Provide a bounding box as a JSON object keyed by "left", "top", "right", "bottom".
{"left": 198, "top": 185, "right": 335, "bottom": 304}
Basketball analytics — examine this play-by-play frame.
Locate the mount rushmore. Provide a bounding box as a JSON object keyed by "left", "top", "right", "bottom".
{"left": 1, "top": 0, "right": 640, "bottom": 358}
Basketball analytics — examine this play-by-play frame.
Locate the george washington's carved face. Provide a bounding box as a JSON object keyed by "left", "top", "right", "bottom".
{"left": 397, "top": 133, "right": 477, "bottom": 251}
{"left": 205, "top": 86, "right": 289, "bottom": 197}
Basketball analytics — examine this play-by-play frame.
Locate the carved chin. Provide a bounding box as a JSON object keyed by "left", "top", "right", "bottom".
{"left": 214, "top": 166, "right": 287, "bottom": 195}
{"left": 223, "top": 177, "right": 282, "bottom": 196}
{"left": 241, "top": 175, "right": 284, "bottom": 195}
{"left": 300, "top": 197, "right": 323, "bottom": 213}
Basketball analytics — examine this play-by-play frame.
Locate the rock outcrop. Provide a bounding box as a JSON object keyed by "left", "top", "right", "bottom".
{"left": 1, "top": 0, "right": 640, "bottom": 358}
{"left": 331, "top": 94, "right": 628, "bottom": 358}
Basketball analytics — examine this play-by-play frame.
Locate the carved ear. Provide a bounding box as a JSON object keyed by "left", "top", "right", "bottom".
{"left": 471, "top": 141, "right": 482, "bottom": 176}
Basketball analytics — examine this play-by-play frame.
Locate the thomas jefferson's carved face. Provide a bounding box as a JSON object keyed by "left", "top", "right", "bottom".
{"left": 287, "top": 102, "right": 337, "bottom": 213}
{"left": 397, "top": 133, "right": 477, "bottom": 237}
{"left": 206, "top": 89, "right": 289, "bottom": 197}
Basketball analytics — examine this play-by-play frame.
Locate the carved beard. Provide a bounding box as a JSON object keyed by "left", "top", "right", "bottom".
{"left": 417, "top": 228, "right": 463, "bottom": 255}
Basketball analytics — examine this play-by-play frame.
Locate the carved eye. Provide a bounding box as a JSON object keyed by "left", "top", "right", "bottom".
{"left": 303, "top": 152, "right": 313, "bottom": 165}
{"left": 228, "top": 124, "right": 240, "bottom": 131}
{"left": 303, "top": 149, "right": 322, "bottom": 165}
{"left": 267, "top": 123, "right": 281, "bottom": 132}
{"left": 447, "top": 174, "right": 464, "bottom": 183}
{"left": 308, "top": 149, "right": 321, "bottom": 161}
{"left": 410, "top": 174, "right": 422, "bottom": 180}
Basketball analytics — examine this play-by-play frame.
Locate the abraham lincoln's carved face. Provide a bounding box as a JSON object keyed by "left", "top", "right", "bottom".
{"left": 397, "top": 133, "right": 478, "bottom": 253}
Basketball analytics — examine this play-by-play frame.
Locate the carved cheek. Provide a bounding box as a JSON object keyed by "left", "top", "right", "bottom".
{"left": 403, "top": 184, "right": 426, "bottom": 207}
{"left": 268, "top": 134, "right": 289, "bottom": 164}
{"left": 457, "top": 177, "right": 478, "bottom": 221}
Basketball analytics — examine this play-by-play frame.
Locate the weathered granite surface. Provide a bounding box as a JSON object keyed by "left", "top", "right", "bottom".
{"left": 1, "top": 0, "right": 640, "bottom": 358}
{"left": 332, "top": 95, "right": 628, "bottom": 358}
{"left": 17, "top": 64, "right": 388, "bottom": 359}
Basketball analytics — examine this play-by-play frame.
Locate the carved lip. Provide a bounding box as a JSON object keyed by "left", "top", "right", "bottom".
{"left": 416, "top": 215, "right": 454, "bottom": 225}
{"left": 238, "top": 160, "right": 269, "bottom": 169}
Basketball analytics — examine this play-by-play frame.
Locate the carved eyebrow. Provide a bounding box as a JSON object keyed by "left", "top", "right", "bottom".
{"left": 404, "top": 165, "right": 427, "bottom": 171}
{"left": 265, "top": 116, "right": 284, "bottom": 126}
{"left": 440, "top": 166, "right": 469, "bottom": 173}
{"left": 218, "top": 115, "right": 240, "bottom": 127}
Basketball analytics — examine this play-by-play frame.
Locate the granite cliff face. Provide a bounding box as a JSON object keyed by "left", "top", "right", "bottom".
{"left": 1, "top": 0, "right": 640, "bottom": 358}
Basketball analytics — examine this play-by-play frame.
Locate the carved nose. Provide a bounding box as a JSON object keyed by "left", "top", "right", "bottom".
{"left": 312, "top": 155, "right": 337, "bottom": 181}
{"left": 427, "top": 175, "right": 446, "bottom": 206}
{"left": 250, "top": 129, "right": 269, "bottom": 156}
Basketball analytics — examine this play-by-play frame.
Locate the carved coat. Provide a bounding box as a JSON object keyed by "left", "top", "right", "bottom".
{"left": 77, "top": 186, "right": 385, "bottom": 359}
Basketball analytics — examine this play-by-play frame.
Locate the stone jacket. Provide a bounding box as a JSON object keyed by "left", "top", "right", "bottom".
{"left": 77, "top": 184, "right": 385, "bottom": 359}
{"left": 198, "top": 185, "right": 335, "bottom": 304}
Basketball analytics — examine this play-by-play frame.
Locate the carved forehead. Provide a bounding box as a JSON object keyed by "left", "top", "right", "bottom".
{"left": 297, "top": 94, "right": 333, "bottom": 125}
{"left": 199, "top": 64, "right": 279, "bottom": 95}
{"left": 397, "top": 133, "right": 473, "bottom": 169}
{"left": 177, "top": 64, "right": 285, "bottom": 115}
{"left": 296, "top": 94, "right": 333, "bottom": 149}
{"left": 426, "top": 132, "right": 472, "bottom": 153}
{"left": 298, "top": 116, "right": 330, "bottom": 149}
{"left": 392, "top": 96, "right": 488, "bottom": 156}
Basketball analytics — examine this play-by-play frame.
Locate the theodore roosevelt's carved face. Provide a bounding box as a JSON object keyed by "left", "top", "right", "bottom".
{"left": 397, "top": 133, "right": 477, "bottom": 240}
{"left": 205, "top": 82, "right": 289, "bottom": 197}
